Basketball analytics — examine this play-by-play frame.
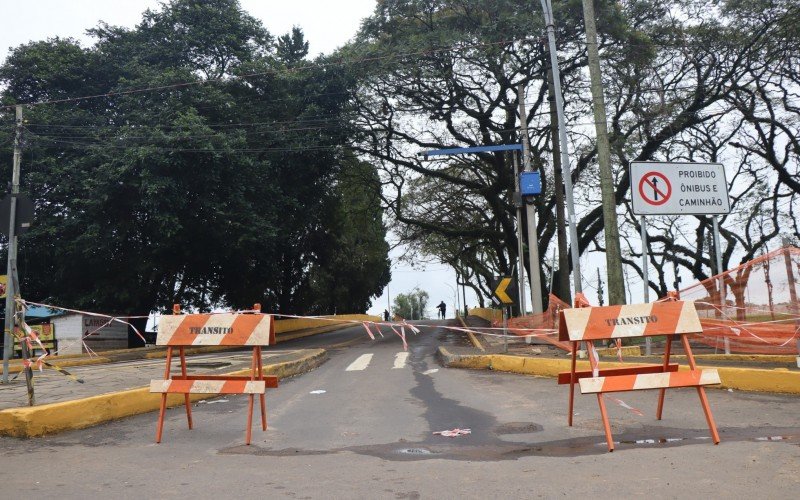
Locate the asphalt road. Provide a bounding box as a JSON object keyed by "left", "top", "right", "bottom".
{"left": 2, "top": 321, "right": 799, "bottom": 498}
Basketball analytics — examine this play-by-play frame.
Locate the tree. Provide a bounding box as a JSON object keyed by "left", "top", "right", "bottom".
{"left": 303, "top": 157, "right": 392, "bottom": 314}
{"left": 345, "top": 0, "right": 797, "bottom": 304}
{"left": 393, "top": 288, "right": 429, "bottom": 320}
{"left": 0, "top": 0, "right": 390, "bottom": 317}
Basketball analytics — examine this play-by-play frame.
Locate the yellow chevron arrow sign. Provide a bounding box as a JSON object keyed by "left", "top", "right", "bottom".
{"left": 493, "top": 277, "right": 514, "bottom": 305}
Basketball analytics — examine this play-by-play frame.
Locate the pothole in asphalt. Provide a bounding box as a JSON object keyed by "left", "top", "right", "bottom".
{"left": 494, "top": 422, "right": 543, "bottom": 435}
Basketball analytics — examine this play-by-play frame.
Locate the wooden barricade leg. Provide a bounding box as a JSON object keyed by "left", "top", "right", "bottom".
{"left": 256, "top": 346, "right": 267, "bottom": 431}
{"left": 656, "top": 334, "right": 673, "bottom": 420}
{"left": 597, "top": 394, "right": 615, "bottom": 452}
{"left": 587, "top": 340, "right": 615, "bottom": 451}
{"left": 568, "top": 341, "right": 577, "bottom": 426}
{"left": 245, "top": 347, "right": 257, "bottom": 445}
{"left": 179, "top": 346, "right": 193, "bottom": 430}
{"left": 156, "top": 347, "right": 173, "bottom": 443}
{"left": 681, "top": 335, "right": 720, "bottom": 444}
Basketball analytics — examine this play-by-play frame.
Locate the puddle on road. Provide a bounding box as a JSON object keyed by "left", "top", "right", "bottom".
{"left": 220, "top": 426, "right": 800, "bottom": 461}
{"left": 186, "top": 362, "right": 232, "bottom": 369}
{"left": 396, "top": 448, "right": 435, "bottom": 455}
{"left": 494, "top": 422, "right": 543, "bottom": 435}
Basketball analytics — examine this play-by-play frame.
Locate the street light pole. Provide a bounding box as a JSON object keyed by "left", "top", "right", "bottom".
{"left": 539, "top": 0, "right": 583, "bottom": 297}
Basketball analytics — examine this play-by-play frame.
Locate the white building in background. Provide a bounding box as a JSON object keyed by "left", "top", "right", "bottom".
{"left": 50, "top": 313, "right": 128, "bottom": 354}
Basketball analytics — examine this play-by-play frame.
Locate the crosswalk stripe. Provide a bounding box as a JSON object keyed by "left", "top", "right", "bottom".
{"left": 345, "top": 353, "right": 373, "bottom": 371}
{"left": 392, "top": 352, "right": 409, "bottom": 369}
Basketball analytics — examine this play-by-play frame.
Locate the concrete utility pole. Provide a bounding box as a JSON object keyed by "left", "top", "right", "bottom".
{"left": 581, "top": 0, "right": 626, "bottom": 305}
{"left": 2, "top": 106, "right": 33, "bottom": 404}
{"left": 539, "top": 0, "right": 582, "bottom": 296}
{"left": 515, "top": 87, "right": 543, "bottom": 314}
{"left": 511, "top": 153, "right": 528, "bottom": 316}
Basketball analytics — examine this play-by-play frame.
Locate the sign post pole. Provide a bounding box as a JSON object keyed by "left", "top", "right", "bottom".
{"left": 640, "top": 216, "right": 652, "bottom": 356}
{"left": 711, "top": 215, "right": 729, "bottom": 354}
{"left": 511, "top": 153, "right": 528, "bottom": 316}
{"left": 502, "top": 306, "right": 508, "bottom": 353}
{"left": 518, "top": 84, "right": 543, "bottom": 314}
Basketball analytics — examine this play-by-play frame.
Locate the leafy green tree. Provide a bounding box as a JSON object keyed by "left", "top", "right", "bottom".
{"left": 0, "top": 0, "right": 389, "bottom": 318}
{"left": 303, "top": 157, "right": 391, "bottom": 314}
{"left": 392, "top": 288, "right": 429, "bottom": 320}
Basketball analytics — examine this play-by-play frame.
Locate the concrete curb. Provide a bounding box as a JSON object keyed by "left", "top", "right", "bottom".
{"left": 438, "top": 347, "right": 800, "bottom": 395}
{"left": 0, "top": 349, "right": 328, "bottom": 438}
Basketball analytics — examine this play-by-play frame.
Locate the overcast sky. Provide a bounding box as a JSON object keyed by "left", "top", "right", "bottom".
{"left": 0, "top": 0, "right": 480, "bottom": 318}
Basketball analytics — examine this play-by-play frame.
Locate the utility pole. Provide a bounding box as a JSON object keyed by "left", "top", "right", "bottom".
{"left": 511, "top": 153, "right": 528, "bottom": 316}
{"left": 539, "top": 0, "right": 583, "bottom": 297}
{"left": 517, "top": 84, "right": 543, "bottom": 314}
{"left": 2, "top": 106, "right": 34, "bottom": 404}
{"left": 581, "top": 0, "right": 626, "bottom": 305}
{"left": 542, "top": 41, "right": 570, "bottom": 303}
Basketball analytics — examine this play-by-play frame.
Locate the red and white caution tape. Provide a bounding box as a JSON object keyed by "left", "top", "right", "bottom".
{"left": 608, "top": 396, "right": 644, "bottom": 416}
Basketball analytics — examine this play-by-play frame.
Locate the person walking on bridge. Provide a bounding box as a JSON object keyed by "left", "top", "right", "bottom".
{"left": 436, "top": 301, "right": 447, "bottom": 319}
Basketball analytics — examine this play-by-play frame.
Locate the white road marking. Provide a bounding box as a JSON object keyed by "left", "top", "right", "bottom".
{"left": 345, "top": 353, "right": 373, "bottom": 371}
{"left": 393, "top": 352, "right": 409, "bottom": 369}
{"left": 422, "top": 368, "right": 438, "bottom": 375}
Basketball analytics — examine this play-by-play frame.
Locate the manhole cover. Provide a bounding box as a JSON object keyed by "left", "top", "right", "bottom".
{"left": 396, "top": 448, "right": 433, "bottom": 455}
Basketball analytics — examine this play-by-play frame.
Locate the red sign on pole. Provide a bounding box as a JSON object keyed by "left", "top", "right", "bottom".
{"left": 638, "top": 171, "right": 671, "bottom": 206}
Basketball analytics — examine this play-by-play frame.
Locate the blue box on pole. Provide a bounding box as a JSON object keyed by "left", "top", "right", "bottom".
{"left": 520, "top": 171, "right": 541, "bottom": 196}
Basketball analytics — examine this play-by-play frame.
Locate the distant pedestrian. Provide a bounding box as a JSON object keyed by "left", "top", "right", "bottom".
{"left": 383, "top": 309, "right": 390, "bottom": 322}
{"left": 436, "top": 301, "right": 447, "bottom": 319}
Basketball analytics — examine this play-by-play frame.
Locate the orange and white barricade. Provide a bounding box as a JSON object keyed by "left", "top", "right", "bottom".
{"left": 557, "top": 293, "right": 721, "bottom": 451}
{"left": 151, "top": 304, "right": 277, "bottom": 445}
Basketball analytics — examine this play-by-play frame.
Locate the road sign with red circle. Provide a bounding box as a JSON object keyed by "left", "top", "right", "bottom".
{"left": 630, "top": 161, "right": 730, "bottom": 215}
{"left": 638, "top": 171, "right": 671, "bottom": 206}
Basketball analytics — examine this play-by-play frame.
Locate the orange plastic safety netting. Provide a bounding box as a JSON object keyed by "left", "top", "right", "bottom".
{"left": 676, "top": 246, "right": 800, "bottom": 355}
{"left": 494, "top": 293, "right": 571, "bottom": 350}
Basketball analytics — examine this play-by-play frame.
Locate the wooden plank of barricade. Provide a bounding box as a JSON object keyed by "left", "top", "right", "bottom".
{"left": 149, "top": 379, "right": 267, "bottom": 394}
{"left": 556, "top": 363, "right": 680, "bottom": 384}
{"left": 151, "top": 303, "right": 276, "bottom": 445}
{"left": 578, "top": 369, "right": 721, "bottom": 394}
{"left": 558, "top": 293, "right": 721, "bottom": 452}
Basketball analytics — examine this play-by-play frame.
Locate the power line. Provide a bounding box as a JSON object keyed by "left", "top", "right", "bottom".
{"left": 2, "top": 6, "right": 795, "bottom": 113}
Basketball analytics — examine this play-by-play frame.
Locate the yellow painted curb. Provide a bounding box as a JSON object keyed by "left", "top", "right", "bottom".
{"left": 0, "top": 349, "right": 327, "bottom": 438}
{"left": 675, "top": 354, "right": 797, "bottom": 363}
{"left": 596, "top": 345, "right": 641, "bottom": 357}
{"left": 467, "top": 307, "right": 502, "bottom": 323}
{"left": 438, "top": 348, "right": 800, "bottom": 395}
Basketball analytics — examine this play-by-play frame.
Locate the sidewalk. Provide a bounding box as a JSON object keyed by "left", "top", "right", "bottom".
{"left": 0, "top": 347, "right": 327, "bottom": 437}
{"left": 0, "top": 348, "right": 315, "bottom": 410}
